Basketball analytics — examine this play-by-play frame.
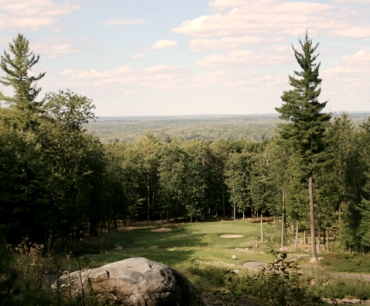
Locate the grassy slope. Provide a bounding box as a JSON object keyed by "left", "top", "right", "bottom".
{"left": 75, "top": 221, "right": 275, "bottom": 272}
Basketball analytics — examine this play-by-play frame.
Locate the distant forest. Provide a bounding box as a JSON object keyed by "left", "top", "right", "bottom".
{"left": 86, "top": 112, "right": 370, "bottom": 144}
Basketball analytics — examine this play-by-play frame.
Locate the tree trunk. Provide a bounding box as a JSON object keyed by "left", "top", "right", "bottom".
{"left": 317, "top": 229, "right": 321, "bottom": 253}
{"left": 294, "top": 220, "right": 299, "bottom": 251}
{"left": 303, "top": 230, "right": 307, "bottom": 245}
{"left": 281, "top": 189, "right": 285, "bottom": 249}
{"left": 309, "top": 174, "right": 318, "bottom": 261}
{"left": 233, "top": 184, "right": 236, "bottom": 221}
{"left": 167, "top": 192, "right": 170, "bottom": 223}
{"left": 222, "top": 173, "right": 225, "bottom": 218}
{"left": 260, "top": 212, "right": 264, "bottom": 242}
{"left": 243, "top": 211, "right": 245, "bottom": 222}
{"left": 147, "top": 173, "right": 150, "bottom": 220}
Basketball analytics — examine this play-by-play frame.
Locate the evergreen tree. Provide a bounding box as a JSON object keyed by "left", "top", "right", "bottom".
{"left": 0, "top": 34, "right": 45, "bottom": 113}
{"left": 275, "top": 33, "right": 331, "bottom": 261}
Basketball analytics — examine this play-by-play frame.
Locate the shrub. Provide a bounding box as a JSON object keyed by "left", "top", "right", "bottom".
{"left": 238, "top": 250, "right": 326, "bottom": 306}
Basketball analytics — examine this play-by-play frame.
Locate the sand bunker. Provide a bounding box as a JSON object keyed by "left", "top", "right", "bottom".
{"left": 151, "top": 228, "right": 172, "bottom": 232}
{"left": 219, "top": 234, "right": 244, "bottom": 238}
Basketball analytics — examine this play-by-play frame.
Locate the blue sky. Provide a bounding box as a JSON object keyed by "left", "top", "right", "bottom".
{"left": 0, "top": 0, "right": 370, "bottom": 116}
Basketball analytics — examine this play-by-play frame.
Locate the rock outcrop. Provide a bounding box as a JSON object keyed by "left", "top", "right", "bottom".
{"left": 55, "top": 257, "right": 203, "bottom": 306}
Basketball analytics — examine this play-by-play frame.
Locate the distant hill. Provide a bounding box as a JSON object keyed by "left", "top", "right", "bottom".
{"left": 85, "top": 112, "right": 370, "bottom": 144}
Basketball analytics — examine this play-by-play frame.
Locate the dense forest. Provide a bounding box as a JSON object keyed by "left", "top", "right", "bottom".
{"left": 1, "top": 33, "right": 370, "bottom": 259}
{"left": 86, "top": 112, "right": 369, "bottom": 143}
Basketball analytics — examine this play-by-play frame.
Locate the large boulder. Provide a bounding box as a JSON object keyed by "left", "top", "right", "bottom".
{"left": 54, "top": 257, "right": 204, "bottom": 306}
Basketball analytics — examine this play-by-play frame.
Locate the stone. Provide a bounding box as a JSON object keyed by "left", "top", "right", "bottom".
{"left": 54, "top": 257, "right": 204, "bottom": 306}
{"left": 115, "top": 246, "right": 123, "bottom": 251}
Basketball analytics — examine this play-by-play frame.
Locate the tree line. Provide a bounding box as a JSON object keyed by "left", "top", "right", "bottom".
{"left": 1, "top": 34, "right": 370, "bottom": 257}
{"left": 0, "top": 34, "right": 126, "bottom": 243}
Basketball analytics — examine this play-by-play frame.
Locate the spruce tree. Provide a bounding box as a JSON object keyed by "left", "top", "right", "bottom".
{"left": 275, "top": 33, "right": 331, "bottom": 261}
{"left": 0, "top": 33, "right": 45, "bottom": 113}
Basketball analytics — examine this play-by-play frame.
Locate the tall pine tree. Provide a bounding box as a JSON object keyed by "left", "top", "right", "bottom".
{"left": 275, "top": 33, "right": 331, "bottom": 261}
{"left": 0, "top": 33, "right": 45, "bottom": 130}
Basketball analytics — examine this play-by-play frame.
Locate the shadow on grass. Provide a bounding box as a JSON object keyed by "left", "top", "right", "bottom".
{"left": 114, "top": 222, "right": 262, "bottom": 249}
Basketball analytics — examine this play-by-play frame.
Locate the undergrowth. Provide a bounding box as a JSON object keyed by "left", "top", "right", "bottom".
{"left": 321, "top": 253, "right": 370, "bottom": 273}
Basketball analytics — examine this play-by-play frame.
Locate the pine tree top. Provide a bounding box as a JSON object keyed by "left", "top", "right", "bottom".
{"left": 0, "top": 33, "right": 45, "bottom": 112}
{"left": 275, "top": 33, "right": 331, "bottom": 172}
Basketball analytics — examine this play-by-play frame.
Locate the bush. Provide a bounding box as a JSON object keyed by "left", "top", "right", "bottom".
{"left": 237, "top": 250, "right": 326, "bottom": 306}
{"left": 309, "top": 276, "right": 370, "bottom": 300}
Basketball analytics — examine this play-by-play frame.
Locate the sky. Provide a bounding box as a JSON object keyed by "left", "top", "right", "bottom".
{"left": 0, "top": 0, "right": 369, "bottom": 116}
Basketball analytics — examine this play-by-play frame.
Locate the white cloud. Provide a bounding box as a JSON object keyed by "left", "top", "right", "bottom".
{"left": 321, "top": 50, "right": 370, "bottom": 102}
{"left": 152, "top": 40, "right": 178, "bottom": 49}
{"left": 60, "top": 65, "right": 188, "bottom": 90}
{"left": 324, "top": 50, "right": 370, "bottom": 77}
{"left": 0, "top": 0, "right": 79, "bottom": 30}
{"left": 196, "top": 49, "right": 290, "bottom": 68}
{"left": 173, "top": 0, "right": 370, "bottom": 39}
{"left": 105, "top": 18, "right": 147, "bottom": 26}
{"left": 32, "top": 38, "right": 81, "bottom": 59}
{"left": 189, "top": 36, "right": 264, "bottom": 52}
{"left": 209, "top": 0, "right": 279, "bottom": 11}
{"left": 132, "top": 53, "right": 145, "bottom": 59}
{"left": 332, "top": 0, "right": 370, "bottom": 3}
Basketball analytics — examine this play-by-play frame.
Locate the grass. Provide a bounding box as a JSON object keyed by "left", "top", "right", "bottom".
{"left": 114, "top": 221, "right": 267, "bottom": 249}
{"left": 57, "top": 220, "right": 275, "bottom": 273}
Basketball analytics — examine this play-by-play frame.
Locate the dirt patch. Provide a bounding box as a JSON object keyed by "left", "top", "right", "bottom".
{"left": 151, "top": 228, "right": 172, "bottom": 232}
{"left": 219, "top": 234, "right": 244, "bottom": 238}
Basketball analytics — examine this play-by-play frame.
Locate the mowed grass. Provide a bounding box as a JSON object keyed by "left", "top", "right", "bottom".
{"left": 72, "top": 221, "right": 275, "bottom": 272}
{"left": 115, "top": 221, "right": 264, "bottom": 249}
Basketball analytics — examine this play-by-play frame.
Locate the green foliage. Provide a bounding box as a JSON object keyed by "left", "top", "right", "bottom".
{"left": 321, "top": 253, "right": 370, "bottom": 273}
{"left": 0, "top": 34, "right": 126, "bottom": 243}
{"left": 224, "top": 151, "right": 252, "bottom": 218}
{"left": 239, "top": 251, "right": 325, "bottom": 305}
{"left": 187, "top": 265, "right": 226, "bottom": 286}
{"left": 311, "top": 277, "right": 370, "bottom": 300}
{"left": 43, "top": 89, "right": 96, "bottom": 132}
{"left": 0, "top": 33, "right": 45, "bottom": 110}
{"left": 275, "top": 33, "right": 331, "bottom": 257}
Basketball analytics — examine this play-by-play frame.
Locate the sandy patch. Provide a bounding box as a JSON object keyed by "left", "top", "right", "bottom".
{"left": 219, "top": 234, "right": 244, "bottom": 238}
{"left": 151, "top": 228, "right": 172, "bottom": 232}
{"left": 242, "top": 261, "right": 267, "bottom": 271}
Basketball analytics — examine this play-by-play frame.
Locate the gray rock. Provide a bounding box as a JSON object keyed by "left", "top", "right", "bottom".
{"left": 54, "top": 257, "right": 203, "bottom": 306}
